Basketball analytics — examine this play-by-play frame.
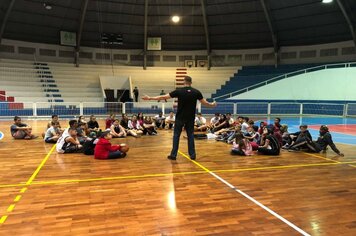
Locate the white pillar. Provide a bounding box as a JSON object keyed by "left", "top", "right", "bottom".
{"left": 299, "top": 103, "right": 303, "bottom": 116}
{"left": 80, "top": 102, "right": 84, "bottom": 116}
{"left": 197, "top": 102, "right": 202, "bottom": 113}
{"left": 33, "top": 102, "right": 37, "bottom": 117}
{"left": 162, "top": 102, "right": 165, "bottom": 115}
{"left": 267, "top": 103, "right": 271, "bottom": 116}
{"left": 122, "top": 102, "right": 126, "bottom": 114}
{"left": 343, "top": 103, "right": 348, "bottom": 117}
{"left": 233, "top": 103, "right": 237, "bottom": 115}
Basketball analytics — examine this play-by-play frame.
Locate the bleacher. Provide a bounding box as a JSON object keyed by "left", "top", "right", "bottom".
{"left": 0, "top": 58, "right": 238, "bottom": 116}
{"left": 212, "top": 64, "right": 319, "bottom": 100}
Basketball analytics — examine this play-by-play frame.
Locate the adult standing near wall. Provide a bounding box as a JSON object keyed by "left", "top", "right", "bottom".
{"left": 142, "top": 76, "right": 216, "bottom": 160}
{"left": 133, "top": 86, "right": 139, "bottom": 102}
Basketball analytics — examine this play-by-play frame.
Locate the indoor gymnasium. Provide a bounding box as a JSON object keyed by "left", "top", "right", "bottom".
{"left": 0, "top": 0, "right": 356, "bottom": 235}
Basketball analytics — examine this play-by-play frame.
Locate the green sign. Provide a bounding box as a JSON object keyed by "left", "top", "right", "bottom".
{"left": 147, "top": 37, "right": 161, "bottom": 50}
{"left": 60, "top": 31, "right": 77, "bottom": 47}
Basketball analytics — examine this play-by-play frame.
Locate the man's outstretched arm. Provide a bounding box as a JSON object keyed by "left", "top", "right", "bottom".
{"left": 142, "top": 94, "right": 172, "bottom": 101}
{"left": 199, "top": 98, "right": 217, "bottom": 108}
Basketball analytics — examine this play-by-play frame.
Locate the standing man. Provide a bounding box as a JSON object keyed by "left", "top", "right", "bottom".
{"left": 133, "top": 86, "right": 139, "bottom": 102}
{"left": 143, "top": 76, "right": 216, "bottom": 160}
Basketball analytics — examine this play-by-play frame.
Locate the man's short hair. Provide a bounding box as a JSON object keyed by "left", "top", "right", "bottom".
{"left": 14, "top": 116, "right": 20, "bottom": 121}
{"left": 184, "top": 76, "right": 192, "bottom": 84}
{"left": 69, "top": 120, "right": 78, "bottom": 127}
{"left": 52, "top": 114, "right": 58, "bottom": 119}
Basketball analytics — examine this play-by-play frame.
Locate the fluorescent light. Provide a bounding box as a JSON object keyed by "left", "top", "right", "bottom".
{"left": 171, "top": 15, "right": 180, "bottom": 23}
{"left": 43, "top": 3, "right": 52, "bottom": 10}
{"left": 322, "top": 0, "right": 333, "bottom": 3}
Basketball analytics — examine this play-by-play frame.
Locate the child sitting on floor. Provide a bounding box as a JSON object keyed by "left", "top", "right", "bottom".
{"left": 44, "top": 121, "right": 61, "bottom": 143}
{"left": 10, "top": 116, "right": 37, "bottom": 140}
{"left": 94, "top": 131, "right": 129, "bottom": 160}
{"left": 231, "top": 132, "right": 254, "bottom": 156}
{"left": 110, "top": 119, "right": 127, "bottom": 138}
{"left": 56, "top": 128, "right": 83, "bottom": 153}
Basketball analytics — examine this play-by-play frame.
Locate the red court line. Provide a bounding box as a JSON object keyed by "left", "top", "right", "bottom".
{"left": 309, "top": 124, "right": 356, "bottom": 136}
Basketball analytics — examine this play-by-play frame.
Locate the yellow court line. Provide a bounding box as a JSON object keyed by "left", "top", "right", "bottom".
{"left": 178, "top": 151, "right": 211, "bottom": 172}
{"left": 0, "top": 161, "right": 355, "bottom": 189}
{"left": 304, "top": 152, "right": 340, "bottom": 163}
{"left": 0, "top": 216, "right": 7, "bottom": 224}
{"left": 26, "top": 144, "right": 57, "bottom": 185}
{"left": 30, "top": 170, "right": 207, "bottom": 186}
{"left": 20, "top": 187, "right": 27, "bottom": 193}
{"left": 0, "top": 144, "right": 57, "bottom": 224}
{"left": 6, "top": 204, "right": 15, "bottom": 213}
{"left": 14, "top": 195, "right": 22, "bottom": 202}
{"left": 213, "top": 161, "right": 356, "bottom": 174}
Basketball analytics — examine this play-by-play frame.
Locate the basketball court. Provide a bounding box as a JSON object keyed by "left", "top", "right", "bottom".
{"left": 1, "top": 0, "right": 356, "bottom": 235}
{"left": 0, "top": 118, "right": 355, "bottom": 235}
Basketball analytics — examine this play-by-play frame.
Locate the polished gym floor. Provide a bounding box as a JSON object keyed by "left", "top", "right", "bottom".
{"left": 0, "top": 119, "right": 355, "bottom": 235}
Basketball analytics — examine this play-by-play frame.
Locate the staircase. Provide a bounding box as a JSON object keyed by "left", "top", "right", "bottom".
{"left": 34, "top": 62, "right": 63, "bottom": 103}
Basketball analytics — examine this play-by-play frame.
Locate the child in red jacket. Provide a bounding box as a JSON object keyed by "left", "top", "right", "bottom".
{"left": 94, "top": 131, "right": 129, "bottom": 160}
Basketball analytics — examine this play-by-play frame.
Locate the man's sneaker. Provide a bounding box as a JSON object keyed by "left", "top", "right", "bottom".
{"left": 167, "top": 155, "right": 176, "bottom": 160}
{"left": 190, "top": 156, "right": 196, "bottom": 160}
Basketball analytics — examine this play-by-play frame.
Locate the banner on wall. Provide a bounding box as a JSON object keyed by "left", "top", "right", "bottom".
{"left": 60, "top": 31, "right": 77, "bottom": 47}
{"left": 147, "top": 37, "right": 162, "bottom": 50}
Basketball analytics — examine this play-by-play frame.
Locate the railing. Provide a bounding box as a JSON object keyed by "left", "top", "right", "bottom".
{"left": 0, "top": 101, "right": 355, "bottom": 118}
{"left": 213, "top": 61, "right": 356, "bottom": 101}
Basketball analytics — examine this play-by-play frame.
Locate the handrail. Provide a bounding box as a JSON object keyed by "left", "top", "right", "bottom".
{"left": 213, "top": 61, "right": 356, "bottom": 101}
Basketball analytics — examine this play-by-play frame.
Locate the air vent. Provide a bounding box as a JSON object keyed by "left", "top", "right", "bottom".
{"left": 341, "top": 47, "right": 355, "bottom": 55}
{"left": 162, "top": 55, "right": 176, "bottom": 62}
{"left": 195, "top": 55, "right": 208, "bottom": 60}
{"left": 96, "top": 53, "right": 110, "bottom": 60}
{"left": 300, "top": 50, "right": 316, "bottom": 58}
{"left": 18, "top": 46, "right": 36, "bottom": 54}
{"left": 39, "top": 48, "right": 56, "bottom": 57}
{"left": 179, "top": 55, "right": 193, "bottom": 62}
{"left": 262, "top": 53, "right": 274, "bottom": 60}
{"left": 245, "top": 54, "right": 260, "bottom": 61}
{"left": 0, "top": 45, "right": 15, "bottom": 53}
{"left": 59, "top": 50, "right": 74, "bottom": 58}
{"left": 130, "top": 54, "right": 144, "bottom": 61}
{"left": 79, "top": 52, "right": 93, "bottom": 59}
{"left": 113, "top": 54, "right": 128, "bottom": 60}
{"left": 147, "top": 55, "right": 160, "bottom": 62}
{"left": 320, "top": 48, "right": 338, "bottom": 57}
{"left": 228, "top": 55, "right": 242, "bottom": 62}
{"left": 281, "top": 52, "right": 297, "bottom": 59}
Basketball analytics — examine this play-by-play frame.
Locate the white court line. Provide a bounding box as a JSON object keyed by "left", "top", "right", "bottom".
{"left": 208, "top": 171, "right": 311, "bottom": 236}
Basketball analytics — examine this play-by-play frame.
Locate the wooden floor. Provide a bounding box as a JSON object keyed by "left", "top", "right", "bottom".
{"left": 0, "top": 120, "right": 355, "bottom": 235}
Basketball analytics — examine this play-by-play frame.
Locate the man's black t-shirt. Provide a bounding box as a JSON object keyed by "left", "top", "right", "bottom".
{"left": 169, "top": 86, "right": 203, "bottom": 122}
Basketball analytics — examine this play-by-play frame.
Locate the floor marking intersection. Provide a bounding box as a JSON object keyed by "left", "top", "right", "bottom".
{"left": 178, "top": 150, "right": 311, "bottom": 236}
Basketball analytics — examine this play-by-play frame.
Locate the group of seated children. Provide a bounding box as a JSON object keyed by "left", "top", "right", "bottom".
{"left": 10, "top": 111, "right": 344, "bottom": 158}
{"left": 105, "top": 112, "right": 176, "bottom": 137}
{"left": 193, "top": 113, "right": 344, "bottom": 157}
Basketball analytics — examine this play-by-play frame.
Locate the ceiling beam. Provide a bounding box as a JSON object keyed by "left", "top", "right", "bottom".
{"left": 200, "top": 0, "right": 211, "bottom": 70}
{"left": 143, "top": 0, "right": 148, "bottom": 70}
{"left": 75, "top": 0, "right": 89, "bottom": 67}
{"left": 260, "top": 0, "right": 279, "bottom": 66}
{"left": 0, "top": 0, "right": 16, "bottom": 44}
{"left": 336, "top": 0, "right": 356, "bottom": 50}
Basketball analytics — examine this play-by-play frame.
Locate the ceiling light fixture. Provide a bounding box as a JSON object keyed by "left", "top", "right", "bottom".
{"left": 43, "top": 3, "right": 52, "bottom": 10}
{"left": 171, "top": 15, "right": 180, "bottom": 23}
{"left": 322, "top": 0, "right": 333, "bottom": 3}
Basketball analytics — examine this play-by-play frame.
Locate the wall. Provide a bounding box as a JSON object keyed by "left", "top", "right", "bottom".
{"left": 0, "top": 38, "right": 355, "bottom": 67}
{"left": 228, "top": 67, "right": 356, "bottom": 102}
